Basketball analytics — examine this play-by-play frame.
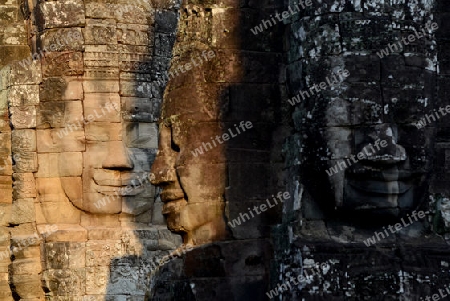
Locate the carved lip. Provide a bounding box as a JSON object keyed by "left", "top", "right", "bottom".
{"left": 346, "top": 170, "right": 414, "bottom": 181}
{"left": 95, "top": 185, "right": 143, "bottom": 196}
{"left": 93, "top": 179, "right": 144, "bottom": 196}
{"left": 162, "top": 199, "right": 186, "bottom": 214}
{"left": 160, "top": 187, "right": 185, "bottom": 203}
{"left": 347, "top": 179, "right": 412, "bottom": 195}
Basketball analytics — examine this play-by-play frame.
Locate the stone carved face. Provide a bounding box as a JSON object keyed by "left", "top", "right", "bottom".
{"left": 62, "top": 95, "right": 157, "bottom": 215}
{"left": 150, "top": 55, "right": 228, "bottom": 244}
{"left": 288, "top": 3, "right": 437, "bottom": 221}
{"left": 320, "top": 64, "right": 435, "bottom": 218}
{"left": 150, "top": 116, "right": 228, "bottom": 245}
{"left": 43, "top": 92, "right": 158, "bottom": 216}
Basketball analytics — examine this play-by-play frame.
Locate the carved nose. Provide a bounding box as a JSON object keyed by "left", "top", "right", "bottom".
{"left": 102, "top": 141, "right": 134, "bottom": 169}
{"left": 359, "top": 126, "right": 407, "bottom": 165}
{"left": 149, "top": 151, "right": 177, "bottom": 186}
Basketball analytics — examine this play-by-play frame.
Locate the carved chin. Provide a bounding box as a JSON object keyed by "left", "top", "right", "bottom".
{"left": 165, "top": 213, "right": 188, "bottom": 234}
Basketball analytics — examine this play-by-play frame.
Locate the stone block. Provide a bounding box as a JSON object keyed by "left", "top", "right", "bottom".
{"left": 84, "top": 19, "right": 117, "bottom": 45}
{"left": 0, "top": 249, "right": 10, "bottom": 272}
{"left": 41, "top": 225, "right": 86, "bottom": 242}
{"left": 80, "top": 192, "right": 122, "bottom": 214}
{"left": 83, "top": 142, "right": 107, "bottom": 170}
{"left": 0, "top": 21, "right": 26, "bottom": 45}
{"left": 85, "top": 122, "right": 122, "bottom": 141}
{"left": 39, "top": 0, "right": 85, "bottom": 29}
{"left": 0, "top": 176, "right": 12, "bottom": 204}
{"left": 10, "top": 258, "right": 42, "bottom": 275}
{"left": 114, "top": 3, "right": 154, "bottom": 24}
{"left": 13, "top": 173, "right": 36, "bottom": 199}
{"left": 10, "top": 106, "right": 37, "bottom": 128}
{"left": 38, "top": 100, "right": 83, "bottom": 129}
{"left": 151, "top": 199, "right": 165, "bottom": 225}
{"left": 117, "top": 24, "right": 152, "bottom": 46}
{"left": 13, "top": 152, "right": 38, "bottom": 173}
{"left": 154, "top": 32, "right": 175, "bottom": 57}
{"left": 40, "top": 28, "right": 84, "bottom": 52}
{"left": 123, "top": 122, "right": 158, "bottom": 148}
{"left": 85, "top": 2, "right": 115, "bottom": 19}
{"left": 127, "top": 148, "right": 156, "bottom": 172}
{"left": 60, "top": 177, "right": 82, "bottom": 206}
{"left": 0, "top": 283, "right": 12, "bottom": 300}
{"left": 205, "top": 50, "right": 281, "bottom": 83}
{"left": 64, "top": 79, "right": 84, "bottom": 100}
{"left": 0, "top": 65, "right": 10, "bottom": 90}
{"left": 84, "top": 44, "right": 118, "bottom": 69}
{"left": 119, "top": 80, "right": 157, "bottom": 98}
{"left": 35, "top": 177, "right": 69, "bottom": 199}
{"left": 36, "top": 129, "right": 85, "bottom": 152}
{"left": 121, "top": 97, "right": 159, "bottom": 122}
{"left": 0, "top": 204, "right": 11, "bottom": 226}
{"left": 13, "top": 245, "right": 40, "bottom": 260}
{"left": 0, "top": 46, "right": 30, "bottom": 68}
{"left": 85, "top": 240, "right": 122, "bottom": 267}
{"left": 82, "top": 80, "right": 119, "bottom": 93}
{"left": 37, "top": 201, "right": 81, "bottom": 224}
{"left": 42, "top": 268, "right": 86, "bottom": 296}
{"left": 9, "top": 223, "right": 36, "bottom": 237}
{"left": 227, "top": 163, "right": 270, "bottom": 200}
{"left": 85, "top": 266, "right": 109, "bottom": 294}
{"left": 122, "top": 196, "right": 153, "bottom": 215}
{"left": 42, "top": 52, "right": 84, "bottom": 77}
{"left": 36, "top": 102, "right": 65, "bottom": 128}
{"left": 35, "top": 153, "right": 82, "bottom": 177}
{"left": 83, "top": 93, "right": 120, "bottom": 121}
{"left": 0, "top": 132, "right": 12, "bottom": 176}
{"left": 10, "top": 198, "right": 35, "bottom": 224}
{"left": 11, "top": 129, "right": 36, "bottom": 152}
{"left": 9, "top": 60, "right": 41, "bottom": 85}
{"left": 87, "top": 228, "right": 123, "bottom": 241}
{"left": 80, "top": 213, "right": 120, "bottom": 228}
{"left": 9, "top": 85, "right": 39, "bottom": 107}
{"left": 0, "top": 227, "right": 9, "bottom": 246}
{"left": 44, "top": 242, "right": 85, "bottom": 269}
{"left": 8, "top": 274, "right": 44, "bottom": 299}
{"left": 40, "top": 77, "right": 83, "bottom": 102}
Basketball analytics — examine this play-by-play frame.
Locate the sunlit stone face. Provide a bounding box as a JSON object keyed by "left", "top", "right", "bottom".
{"left": 149, "top": 57, "right": 228, "bottom": 245}
{"left": 288, "top": 3, "right": 437, "bottom": 222}
{"left": 71, "top": 97, "right": 157, "bottom": 215}
{"left": 150, "top": 117, "right": 227, "bottom": 245}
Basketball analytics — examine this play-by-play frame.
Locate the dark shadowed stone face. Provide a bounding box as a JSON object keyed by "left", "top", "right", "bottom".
{"left": 287, "top": 3, "right": 437, "bottom": 222}
{"left": 321, "top": 62, "right": 435, "bottom": 219}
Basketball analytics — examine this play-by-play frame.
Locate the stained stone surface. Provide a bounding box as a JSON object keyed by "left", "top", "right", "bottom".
{"left": 1, "top": 0, "right": 450, "bottom": 300}
{"left": 276, "top": 0, "right": 450, "bottom": 300}
{"left": 0, "top": 0, "right": 183, "bottom": 299}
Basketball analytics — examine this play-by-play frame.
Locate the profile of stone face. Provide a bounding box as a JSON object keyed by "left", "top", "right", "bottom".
{"left": 150, "top": 47, "right": 228, "bottom": 246}
{"left": 287, "top": 1, "right": 437, "bottom": 223}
